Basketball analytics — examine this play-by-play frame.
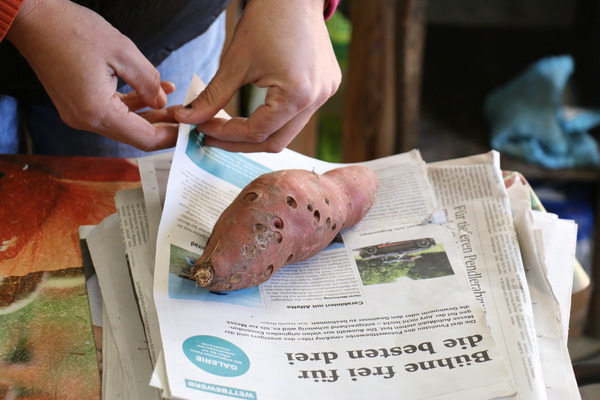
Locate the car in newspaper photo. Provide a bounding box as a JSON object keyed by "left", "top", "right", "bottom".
{"left": 355, "top": 238, "right": 436, "bottom": 259}
{"left": 353, "top": 238, "right": 453, "bottom": 285}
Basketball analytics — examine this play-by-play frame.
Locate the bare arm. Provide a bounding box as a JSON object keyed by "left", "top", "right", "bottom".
{"left": 6, "top": 0, "right": 177, "bottom": 151}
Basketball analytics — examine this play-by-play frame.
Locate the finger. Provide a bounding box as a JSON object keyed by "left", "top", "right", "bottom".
{"left": 174, "top": 68, "right": 243, "bottom": 124}
{"left": 138, "top": 105, "right": 179, "bottom": 124}
{"left": 196, "top": 85, "right": 308, "bottom": 144}
{"left": 120, "top": 81, "right": 176, "bottom": 112}
{"left": 98, "top": 95, "right": 179, "bottom": 151}
{"left": 162, "top": 81, "right": 176, "bottom": 94}
{"left": 110, "top": 40, "right": 167, "bottom": 109}
{"left": 202, "top": 106, "right": 316, "bottom": 153}
{"left": 106, "top": 116, "right": 178, "bottom": 151}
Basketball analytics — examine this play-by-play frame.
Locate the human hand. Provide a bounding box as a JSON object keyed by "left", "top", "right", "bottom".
{"left": 174, "top": 0, "right": 341, "bottom": 153}
{"left": 6, "top": 0, "right": 178, "bottom": 151}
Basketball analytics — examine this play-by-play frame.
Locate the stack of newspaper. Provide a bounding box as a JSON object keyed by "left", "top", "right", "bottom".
{"left": 83, "top": 77, "right": 581, "bottom": 399}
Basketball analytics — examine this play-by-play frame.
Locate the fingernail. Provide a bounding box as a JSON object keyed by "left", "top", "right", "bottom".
{"left": 176, "top": 103, "right": 193, "bottom": 117}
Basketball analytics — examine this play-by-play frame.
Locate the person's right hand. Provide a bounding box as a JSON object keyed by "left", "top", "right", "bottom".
{"left": 6, "top": 0, "right": 178, "bottom": 151}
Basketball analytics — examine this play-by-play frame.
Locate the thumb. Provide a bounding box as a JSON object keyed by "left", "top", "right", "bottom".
{"left": 174, "top": 71, "right": 241, "bottom": 123}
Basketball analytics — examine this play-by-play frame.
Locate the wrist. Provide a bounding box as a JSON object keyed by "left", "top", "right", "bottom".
{"left": 0, "top": 0, "right": 25, "bottom": 41}
{"left": 3, "top": 0, "right": 41, "bottom": 44}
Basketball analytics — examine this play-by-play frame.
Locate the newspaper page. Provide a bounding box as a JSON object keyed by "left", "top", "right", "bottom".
{"left": 503, "top": 172, "right": 580, "bottom": 399}
{"left": 427, "top": 154, "right": 558, "bottom": 400}
{"left": 137, "top": 151, "right": 174, "bottom": 254}
{"left": 514, "top": 211, "right": 580, "bottom": 399}
{"left": 151, "top": 77, "right": 515, "bottom": 400}
{"left": 138, "top": 153, "right": 580, "bottom": 400}
{"left": 86, "top": 213, "right": 161, "bottom": 399}
{"left": 115, "top": 188, "right": 164, "bottom": 365}
{"left": 136, "top": 152, "right": 176, "bottom": 396}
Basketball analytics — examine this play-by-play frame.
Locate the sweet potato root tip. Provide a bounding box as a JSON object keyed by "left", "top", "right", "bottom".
{"left": 192, "top": 263, "right": 214, "bottom": 286}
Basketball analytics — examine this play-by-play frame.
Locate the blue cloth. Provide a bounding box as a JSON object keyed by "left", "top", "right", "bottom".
{"left": 0, "top": 13, "right": 225, "bottom": 157}
{"left": 0, "top": 95, "right": 19, "bottom": 153}
{"left": 484, "top": 55, "right": 600, "bottom": 169}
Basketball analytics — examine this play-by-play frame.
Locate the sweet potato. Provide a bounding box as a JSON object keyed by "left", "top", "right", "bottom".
{"left": 190, "top": 165, "right": 379, "bottom": 291}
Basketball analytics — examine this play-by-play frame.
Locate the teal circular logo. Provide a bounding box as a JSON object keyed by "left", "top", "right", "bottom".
{"left": 182, "top": 335, "right": 250, "bottom": 377}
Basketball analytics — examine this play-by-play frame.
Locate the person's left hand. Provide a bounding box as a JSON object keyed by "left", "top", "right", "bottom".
{"left": 174, "top": 0, "right": 341, "bottom": 153}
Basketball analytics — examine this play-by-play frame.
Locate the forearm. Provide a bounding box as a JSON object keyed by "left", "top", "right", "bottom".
{"left": 0, "top": 0, "right": 24, "bottom": 41}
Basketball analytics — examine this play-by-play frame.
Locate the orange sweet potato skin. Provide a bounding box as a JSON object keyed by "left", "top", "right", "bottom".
{"left": 191, "top": 165, "right": 379, "bottom": 291}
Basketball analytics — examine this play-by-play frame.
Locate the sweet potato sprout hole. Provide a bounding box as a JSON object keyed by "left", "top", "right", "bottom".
{"left": 272, "top": 216, "right": 284, "bottom": 229}
{"left": 286, "top": 196, "right": 297, "bottom": 209}
{"left": 265, "top": 265, "right": 274, "bottom": 276}
{"left": 243, "top": 192, "right": 259, "bottom": 201}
